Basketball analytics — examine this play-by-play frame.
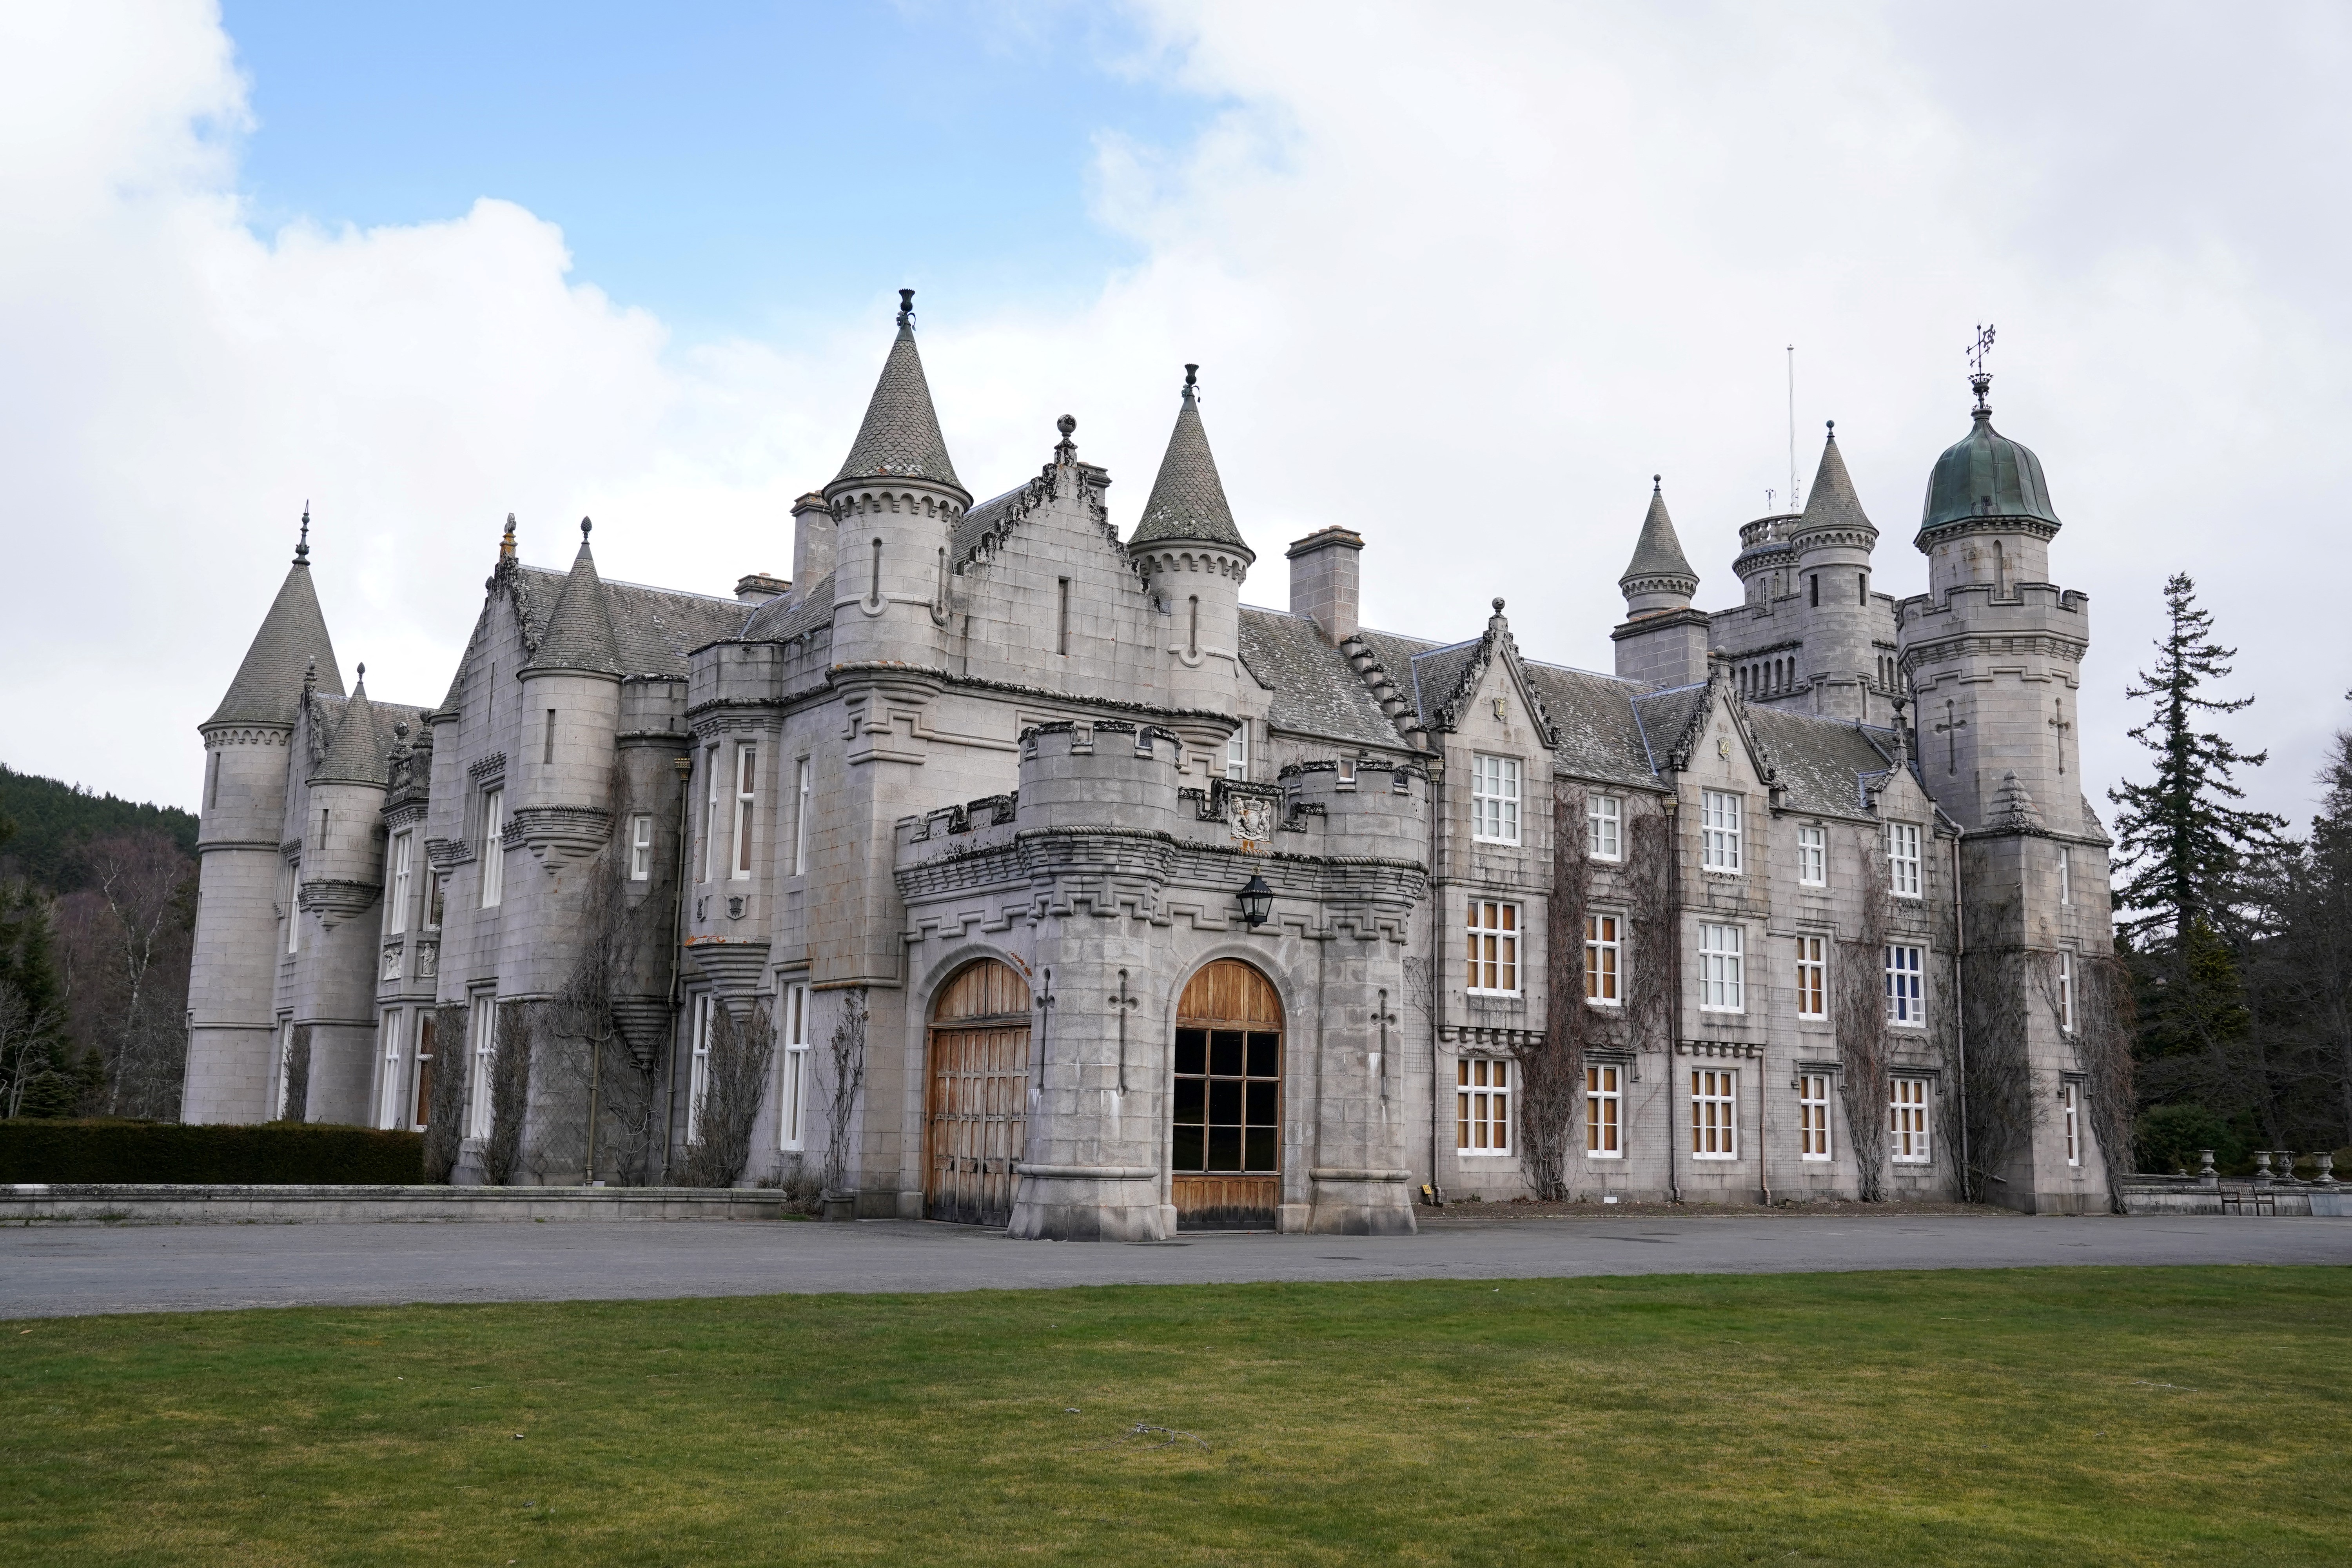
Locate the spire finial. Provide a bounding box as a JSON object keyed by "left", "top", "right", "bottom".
{"left": 294, "top": 504, "right": 310, "bottom": 563}
{"left": 302, "top": 656, "right": 318, "bottom": 698}
{"left": 1054, "top": 414, "right": 1077, "bottom": 466}
{"left": 897, "top": 287, "right": 915, "bottom": 328}
{"left": 1183, "top": 363, "right": 1199, "bottom": 403}
{"left": 1967, "top": 322, "right": 1996, "bottom": 417}
{"left": 1492, "top": 597, "right": 1506, "bottom": 614}
{"left": 499, "top": 513, "right": 517, "bottom": 563}
{"left": 355, "top": 661, "right": 365, "bottom": 684}
{"left": 580, "top": 516, "right": 592, "bottom": 539}
{"left": 1652, "top": 473, "right": 1662, "bottom": 492}
{"left": 1825, "top": 419, "right": 1836, "bottom": 439}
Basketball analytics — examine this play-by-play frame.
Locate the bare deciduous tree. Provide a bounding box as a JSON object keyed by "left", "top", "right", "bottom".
{"left": 677, "top": 1000, "right": 775, "bottom": 1189}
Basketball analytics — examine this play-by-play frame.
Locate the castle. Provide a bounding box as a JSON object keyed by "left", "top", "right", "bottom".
{"left": 182, "top": 293, "right": 2116, "bottom": 1233}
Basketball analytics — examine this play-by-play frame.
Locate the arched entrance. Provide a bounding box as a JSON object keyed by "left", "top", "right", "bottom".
{"left": 926, "top": 959, "right": 1031, "bottom": 1226}
{"left": 1171, "top": 958, "right": 1283, "bottom": 1230}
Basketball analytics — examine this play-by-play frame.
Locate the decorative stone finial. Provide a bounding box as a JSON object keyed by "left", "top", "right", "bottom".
{"left": 302, "top": 657, "right": 318, "bottom": 698}
{"left": 294, "top": 505, "right": 311, "bottom": 563}
{"left": 356, "top": 661, "right": 365, "bottom": 683}
{"left": 393, "top": 720, "right": 408, "bottom": 742}
{"left": 581, "top": 516, "right": 592, "bottom": 539}
{"left": 1057, "top": 414, "right": 1076, "bottom": 438}
{"left": 1053, "top": 414, "right": 1077, "bottom": 466}
{"left": 897, "top": 287, "right": 915, "bottom": 327}
{"left": 1653, "top": 474, "right": 1662, "bottom": 491}
{"left": 1889, "top": 695, "right": 1910, "bottom": 766}
{"left": 1492, "top": 597, "right": 1506, "bottom": 613}
{"left": 500, "top": 513, "right": 517, "bottom": 562}
{"left": 1826, "top": 419, "right": 1837, "bottom": 439}
{"left": 1183, "top": 363, "right": 1199, "bottom": 401}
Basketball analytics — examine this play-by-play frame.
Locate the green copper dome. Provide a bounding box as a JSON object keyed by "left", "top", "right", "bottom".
{"left": 1920, "top": 384, "right": 2060, "bottom": 535}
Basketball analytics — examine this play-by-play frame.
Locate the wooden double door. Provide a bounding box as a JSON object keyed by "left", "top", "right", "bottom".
{"left": 1171, "top": 959, "right": 1284, "bottom": 1230}
{"left": 926, "top": 960, "right": 1031, "bottom": 1227}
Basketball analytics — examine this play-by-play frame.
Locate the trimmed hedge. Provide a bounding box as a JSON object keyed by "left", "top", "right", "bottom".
{"left": 0, "top": 1119, "right": 425, "bottom": 1185}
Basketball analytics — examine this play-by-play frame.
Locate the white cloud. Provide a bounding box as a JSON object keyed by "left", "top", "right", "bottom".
{"left": 2, "top": 0, "right": 2347, "bottom": 831}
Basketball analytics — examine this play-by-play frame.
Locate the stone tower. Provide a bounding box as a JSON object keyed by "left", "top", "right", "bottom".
{"left": 1611, "top": 477, "right": 1710, "bottom": 688}
{"left": 1785, "top": 424, "right": 1885, "bottom": 723}
{"left": 1898, "top": 368, "right": 2112, "bottom": 1210}
{"left": 183, "top": 519, "right": 343, "bottom": 1123}
{"left": 1128, "top": 364, "right": 1255, "bottom": 773}
{"left": 293, "top": 668, "right": 396, "bottom": 1122}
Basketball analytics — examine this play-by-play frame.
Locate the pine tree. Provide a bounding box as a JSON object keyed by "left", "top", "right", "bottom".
{"left": 2109, "top": 573, "right": 2285, "bottom": 942}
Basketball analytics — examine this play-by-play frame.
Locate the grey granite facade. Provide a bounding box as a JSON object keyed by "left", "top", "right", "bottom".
{"left": 183, "top": 306, "right": 2117, "bottom": 1227}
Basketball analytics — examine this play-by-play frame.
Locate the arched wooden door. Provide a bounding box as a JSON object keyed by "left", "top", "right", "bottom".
{"left": 1171, "top": 959, "right": 1283, "bottom": 1230}
{"left": 926, "top": 960, "right": 1032, "bottom": 1226}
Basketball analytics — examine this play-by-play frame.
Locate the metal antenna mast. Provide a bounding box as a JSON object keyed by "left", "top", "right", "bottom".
{"left": 1786, "top": 344, "right": 1799, "bottom": 512}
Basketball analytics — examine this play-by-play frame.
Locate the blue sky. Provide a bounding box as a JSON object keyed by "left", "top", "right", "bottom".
{"left": 221, "top": 1, "right": 1210, "bottom": 340}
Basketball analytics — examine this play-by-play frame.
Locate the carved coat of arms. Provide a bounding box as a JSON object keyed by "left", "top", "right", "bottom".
{"left": 1231, "top": 797, "right": 1275, "bottom": 848}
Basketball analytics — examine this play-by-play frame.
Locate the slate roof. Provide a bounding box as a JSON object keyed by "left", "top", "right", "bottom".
{"left": 1521, "top": 663, "right": 1658, "bottom": 789}
{"left": 1628, "top": 683, "right": 1710, "bottom": 775}
{"left": 307, "top": 687, "right": 428, "bottom": 788}
{"left": 1237, "top": 608, "right": 1404, "bottom": 748}
{"left": 208, "top": 558, "right": 343, "bottom": 727}
{"left": 512, "top": 566, "right": 748, "bottom": 679}
{"left": 833, "top": 307, "right": 962, "bottom": 491}
{"left": 1795, "top": 427, "right": 1875, "bottom": 535}
{"left": 525, "top": 532, "right": 623, "bottom": 676}
{"left": 1744, "top": 707, "right": 1902, "bottom": 817}
{"left": 1129, "top": 373, "right": 1250, "bottom": 555}
{"left": 739, "top": 569, "right": 837, "bottom": 644}
{"left": 1619, "top": 483, "right": 1699, "bottom": 586}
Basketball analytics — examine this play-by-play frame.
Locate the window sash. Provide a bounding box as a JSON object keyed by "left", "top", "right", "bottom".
{"left": 732, "top": 744, "right": 757, "bottom": 879}
{"left": 2058, "top": 846, "right": 2072, "bottom": 906}
{"left": 1699, "top": 924, "right": 1744, "bottom": 1012}
{"left": 1701, "top": 791, "right": 1742, "bottom": 872}
{"left": 1584, "top": 913, "right": 1621, "bottom": 1005}
{"left": 479, "top": 790, "right": 505, "bottom": 908}
{"left": 377, "top": 1009, "right": 405, "bottom": 1130}
{"left": 385, "top": 833, "right": 411, "bottom": 936}
{"left": 1587, "top": 795, "right": 1622, "bottom": 860}
{"left": 1465, "top": 900, "right": 1519, "bottom": 994}
{"left": 686, "top": 995, "right": 716, "bottom": 1144}
{"left": 1890, "top": 1078, "right": 1931, "bottom": 1162}
{"left": 1226, "top": 724, "right": 1249, "bottom": 781}
{"left": 1456, "top": 1058, "right": 1510, "bottom": 1153}
{"left": 1585, "top": 1064, "right": 1621, "bottom": 1156}
{"left": 2062, "top": 1083, "right": 2081, "bottom": 1166}
{"left": 780, "top": 982, "right": 810, "bottom": 1151}
{"left": 1470, "top": 755, "right": 1521, "bottom": 844}
{"left": 467, "top": 996, "right": 497, "bottom": 1140}
{"left": 1690, "top": 1068, "right": 1738, "bottom": 1158}
{"left": 1884, "top": 944, "right": 1926, "bottom": 1027}
{"left": 1887, "top": 822, "right": 1923, "bottom": 899}
{"left": 1797, "top": 823, "right": 1826, "bottom": 886}
{"left": 793, "top": 759, "right": 812, "bottom": 876}
{"left": 699, "top": 744, "right": 719, "bottom": 884}
{"left": 2058, "top": 952, "right": 2076, "bottom": 1033}
{"left": 1798, "top": 1072, "right": 1833, "bottom": 1160}
{"left": 629, "top": 814, "right": 653, "bottom": 881}
{"left": 1795, "top": 935, "right": 1827, "bottom": 1019}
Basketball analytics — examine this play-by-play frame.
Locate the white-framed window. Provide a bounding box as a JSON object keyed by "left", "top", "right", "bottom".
{"left": 699, "top": 744, "right": 719, "bottom": 883}
{"left": 1885, "top": 944, "right": 1926, "bottom": 1027}
{"left": 1795, "top": 935, "right": 1827, "bottom": 1020}
{"left": 1890, "top": 1078, "right": 1931, "bottom": 1163}
{"left": 2058, "top": 951, "right": 2076, "bottom": 1034}
{"left": 411, "top": 1010, "right": 436, "bottom": 1132}
{"left": 1699, "top": 923, "right": 1745, "bottom": 1012}
{"left": 1798, "top": 1071, "right": 1833, "bottom": 1160}
{"left": 1456, "top": 1058, "right": 1510, "bottom": 1153}
{"left": 424, "top": 869, "right": 444, "bottom": 931}
{"left": 1470, "top": 754, "right": 1521, "bottom": 845}
{"left": 793, "top": 758, "right": 812, "bottom": 876}
{"left": 1701, "top": 790, "right": 1742, "bottom": 873}
{"left": 1225, "top": 724, "right": 1249, "bottom": 782}
{"left": 731, "top": 744, "right": 758, "bottom": 880}
{"left": 467, "top": 993, "right": 497, "bottom": 1140}
{"left": 479, "top": 788, "right": 505, "bottom": 908}
{"left": 1584, "top": 1063, "right": 1621, "bottom": 1157}
{"left": 780, "top": 982, "right": 811, "bottom": 1152}
{"left": 629, "top": 814, "right": 653, "bottom": 881}
{"left": 1797, "top": 822, "right": 1826, "bottom": 887}
{"left": 2058, "top": 846, "right": 2073, "bottom": 906}
{"left": 1887, "top": 822, "right": 1923, "bottom": 899}
{"left": 1587, "top": 794, "right": 1622, "bottom": 860}
{"left": 1584, "top": 913, "right": 1621, "bottom": 1005}
{"left": 385, "top": 831, "right": 412, "bottom": 937}
{"left": 282, "top": 859, "right": 299, "bottom": 954}
{"left": 377, "top": 1009, "right": 405, "bottom": 1130}
{"left": 1466, "top": 899, "right": 1520, "bottom": 995}
{"left": 2062, "top": 1082, "right": 2082, "bottom": 1167}
{"left": 686, "top": 993, "right": 717, "bottom": 1145}
{"left": 1691, "top": 1068, "right": 1738, "bottom": 1159}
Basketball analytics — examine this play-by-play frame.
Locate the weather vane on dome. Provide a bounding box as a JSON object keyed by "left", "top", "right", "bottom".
{"left": 1968, "top": 322, "right": 1996, "bottom": 414}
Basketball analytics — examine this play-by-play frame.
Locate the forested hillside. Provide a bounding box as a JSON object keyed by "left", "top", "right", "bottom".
{"left": 0, "top": 763, "right": 197, "bottom": 893}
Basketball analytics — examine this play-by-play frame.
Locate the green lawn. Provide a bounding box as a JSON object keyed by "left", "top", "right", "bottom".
{"left": 4, "top": 1268, "right": 2347, "bottom": 1566}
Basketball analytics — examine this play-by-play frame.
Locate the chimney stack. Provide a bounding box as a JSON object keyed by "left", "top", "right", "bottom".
{"left": 1286, "top": 526, "right": 1363, "bottom": 643}
{"left": 791, "top": 492, "right": 834, "bottom": 604}
{"left": 733, "top": 572, "right": 790, "bottom": 606}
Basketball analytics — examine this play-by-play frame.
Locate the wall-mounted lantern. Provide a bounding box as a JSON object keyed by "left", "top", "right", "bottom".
{"left": 1238, "top": 873, "right": 1274, "bottom": 929}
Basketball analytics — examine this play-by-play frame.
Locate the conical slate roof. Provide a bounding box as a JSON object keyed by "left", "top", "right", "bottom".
{"left": 206, "top": 536, "right": 344, "bottom": 728}
{"left": 833, "top": 292, "right": 962, "bottom": 491}
{"left": 312, "top": 672, "right": 388, "bottom": 786}
{"left": 526, "top": 525, "right": 622, "bottom": 676}
{"left": 1795, "top": 424, "right": 1875, "bottom": 535}
{"left": 1619, "top": 480, "right": 1698, "bottom": 589}
{"left": 1920, "top": 383, "right": 2060, "bottom": 534}
{"left": 1130, "top": 367, "right": 1251, "bottom": 557}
